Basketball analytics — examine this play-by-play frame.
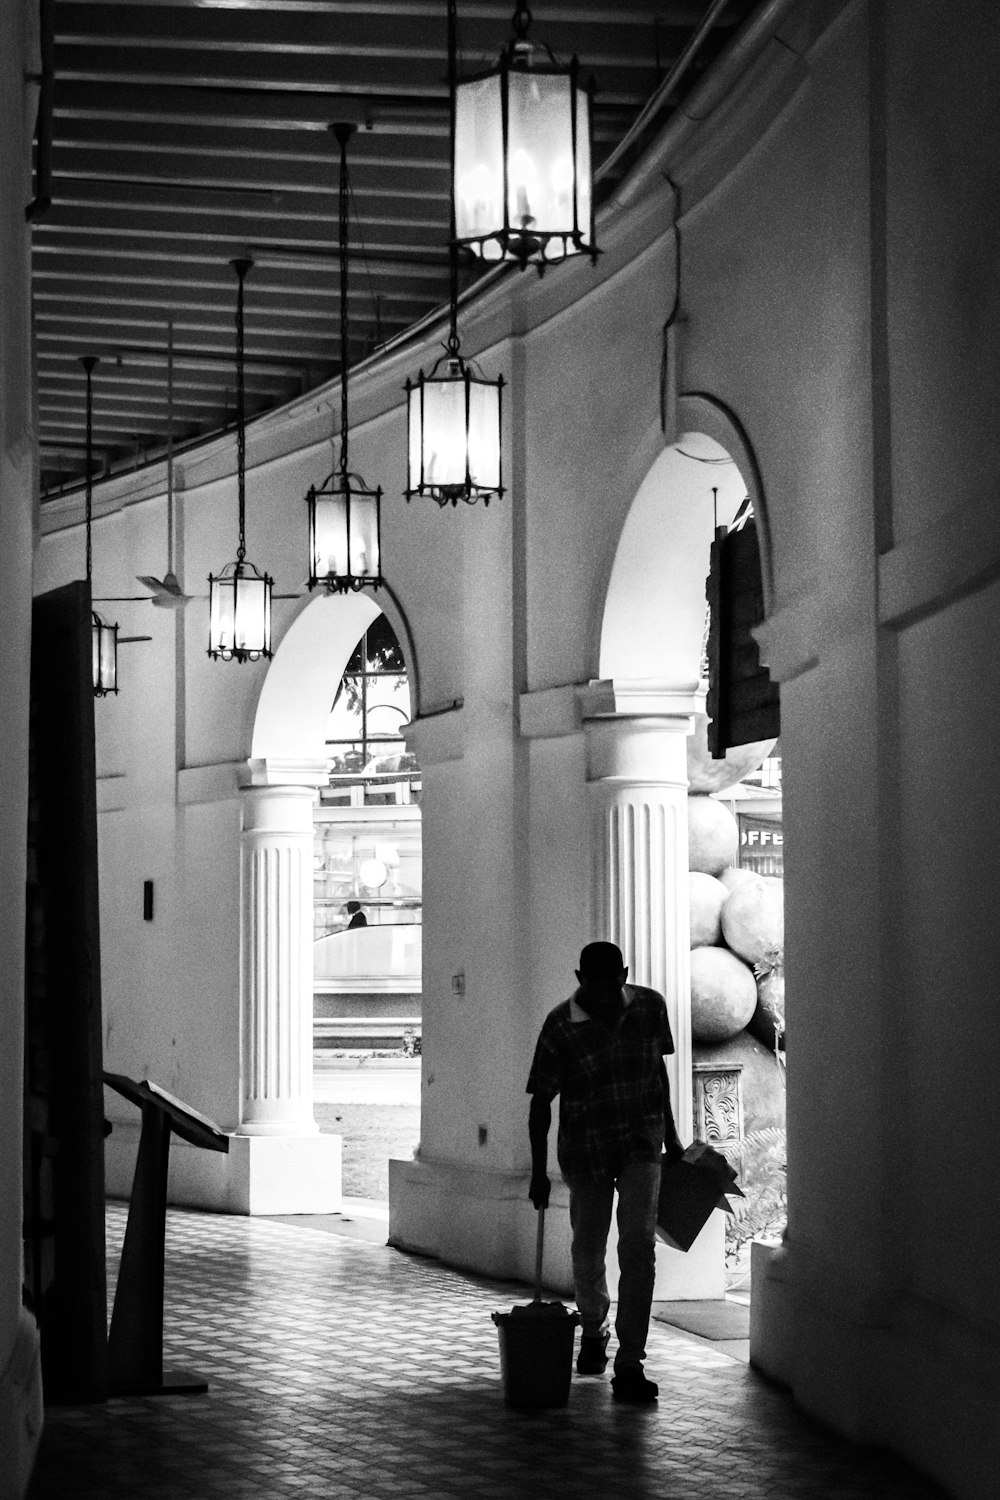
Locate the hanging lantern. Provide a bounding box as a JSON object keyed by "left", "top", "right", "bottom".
{"left": 452, "top": 2, "right": 597, "bottom": 271}
{"left": 209, "top": 258, "right": 274, "bottom": 662}
{"left": 92, "top": 611, "right": 119, "bottom": 696}
{"left": 81, "top": 355, "right": 120, "bottom": 697}
{"left": 207, "top": 559, "right": 273, "bottom": 662}
{"left": 306, "top": 123, "right": 383, "bottom": 593}
{"left": 405, "top": 349, "right": 503, "bottom": 507}
{"left": 307, "top": 473, "right": 381, "bottom": 592}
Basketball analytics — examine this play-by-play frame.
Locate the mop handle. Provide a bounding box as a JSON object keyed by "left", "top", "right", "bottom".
{"left": 533, "top": 1205, "right": 545, "bottom": 1301}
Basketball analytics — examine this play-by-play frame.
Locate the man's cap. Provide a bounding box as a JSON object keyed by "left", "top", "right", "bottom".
{"left": 578, "top": 941, "right": 626, "bottom": 978}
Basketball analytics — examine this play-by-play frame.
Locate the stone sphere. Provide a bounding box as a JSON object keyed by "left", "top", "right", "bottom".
{"left": 721, "top": 876, "right": 784, "bottom": 966}
{"left": 687, "top": 713, "right": 777, "bottom": 794}
{"left": 689, "top": 945, "right": 757, "bottom": 1043}
{"left": 689, "top": 872, "right": 729, "bottom": 947}
{"left": 719, "top": 866, "right": 764, "bottom": 896}
{"left": 687, "top": 795, "right": 739, "bottom": 876}
{"left": 693, "top": 1029, "right": 786, "bottom": 1134}
{"left": 747, "top": 969, "right": 785, "bottom": 1049}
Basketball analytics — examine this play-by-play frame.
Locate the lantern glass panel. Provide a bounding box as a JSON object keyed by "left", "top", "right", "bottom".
{"left": 209, "top": 573, "right": 236, "bottom": 656}
{"left": 454, "top": 73, "right": 504, "bottom": 249}
{"left": 506, "top": 69, "right": 575, "bottom": 237}
{"left": 92, "top": 615, "right": 117, "bottom": 694}
{"left": 312, "top": 491, "right": 350, "bottom": 579}
{"left": 407, "top": 384, "right": 424, "bottom": 491}
{"left": 233, "top": 572, "right": 271, "bottom": 656}
{"left": 467, "top": 380, "right": 502, "bottom": 492}
{"left": 349, "top": 492, "right": 380, "bottom": 579}
{"left": 574, "top": 80, "right": 592, "bottom": 238}
{"left": 418, "top": 378, "right": 469, "bottom": 490}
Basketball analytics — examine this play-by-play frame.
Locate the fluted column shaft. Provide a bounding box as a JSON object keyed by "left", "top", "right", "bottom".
{"left": 238, "top": 784, "right": 318, "bottom": 1136}
{"left": 586, "top": 716, "right": 693, "bottom": 1140}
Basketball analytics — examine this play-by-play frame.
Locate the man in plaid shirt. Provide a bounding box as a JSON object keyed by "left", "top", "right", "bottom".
{"left": 527, "top": 941, "right": 683, "bottom": 1404}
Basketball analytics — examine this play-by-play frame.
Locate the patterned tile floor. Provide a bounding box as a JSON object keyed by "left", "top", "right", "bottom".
{"left": 28, "top": 1206, "right": 946, "bottom": 1500}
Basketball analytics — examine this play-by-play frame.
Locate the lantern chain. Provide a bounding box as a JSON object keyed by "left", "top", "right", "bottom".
{"left": 231, "top": 257, "right": 251, "bottom": 564}
{"left": 446, "top": 0, "right": 461, "bottom": 358}
{"left": 447, "top": 240, "right": 461, "bottom": 358}
{"left": 334, "top": 122, "right": 355, "bottom": 483}
{"left": 81, "top": 355, "right": 97, "bottom": 582}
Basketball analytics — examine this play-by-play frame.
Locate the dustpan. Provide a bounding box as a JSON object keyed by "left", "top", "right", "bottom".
{"left": 492, "top": 1208, "right": 579, "bottom": 1410}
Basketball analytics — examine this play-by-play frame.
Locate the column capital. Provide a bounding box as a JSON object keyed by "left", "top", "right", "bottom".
{"left": 584, "top": 712, "right": 692, "bottom": 784}
{"left": 241, "top": 756, "right": 329, "bottom": 789}
{"left": 240, "top": 781, "right": 318, "bottom": 837}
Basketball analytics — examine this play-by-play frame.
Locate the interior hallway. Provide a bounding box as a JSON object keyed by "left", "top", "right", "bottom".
{"left": 27, "top": 1206, "right": 945, "bottom": 1500}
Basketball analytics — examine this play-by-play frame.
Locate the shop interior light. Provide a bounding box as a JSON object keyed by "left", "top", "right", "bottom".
{"left": 208, "top": 259, "right": 274, "bottom": 662}
{"left": 306, "top": 124, "right": 383, "bottom": 593}
{"left": 452, "top": 0, "right": 598, "bottom": 271}
{"left": 81, "top": 356, "right": 119, "bottom": 697}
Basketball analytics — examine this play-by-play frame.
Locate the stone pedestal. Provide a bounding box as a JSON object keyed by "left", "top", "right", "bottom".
{"left": 693, "top": 1062, "right": 745, "bottom": 1162}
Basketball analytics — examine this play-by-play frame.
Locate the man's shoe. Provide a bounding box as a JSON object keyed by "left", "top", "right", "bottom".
{"left": 611, "top": 1366, "right": 659, "bottom": 1403}
{"left": 576, "top": 1333, "right": 610, "bottom": 1375}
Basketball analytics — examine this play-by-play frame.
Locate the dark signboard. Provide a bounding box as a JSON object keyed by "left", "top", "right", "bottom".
{"left": 705, "top": 514, "right": 780, "bottom": 758}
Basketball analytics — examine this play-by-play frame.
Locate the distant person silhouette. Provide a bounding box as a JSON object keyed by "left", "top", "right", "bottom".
{"left": 345, "top": 900, "right": 367, "bottom": 930}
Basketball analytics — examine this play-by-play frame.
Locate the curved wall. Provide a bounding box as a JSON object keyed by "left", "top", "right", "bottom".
{"left": 28, "top": 4, "right": 1000, "bottom": 1493}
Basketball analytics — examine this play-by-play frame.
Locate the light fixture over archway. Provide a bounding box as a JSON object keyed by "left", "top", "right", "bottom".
{"left": 305, "top": 124, "right": 383, "bottom": 593}
{"left": 208, "top": 258, "right": 274, "bottom": 663}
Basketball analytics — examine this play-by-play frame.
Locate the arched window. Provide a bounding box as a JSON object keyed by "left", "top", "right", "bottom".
{"left": 323, "top": 613, "right": 419, "bottom": 807}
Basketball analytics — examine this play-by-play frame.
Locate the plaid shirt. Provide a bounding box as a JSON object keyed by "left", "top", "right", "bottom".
{"left": 526, "top": 984, "right": 674, "bottom": 1181}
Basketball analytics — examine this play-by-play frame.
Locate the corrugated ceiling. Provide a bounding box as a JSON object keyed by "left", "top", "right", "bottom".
{"left": 29, "top": 0, "right": 756, "bottom": 498}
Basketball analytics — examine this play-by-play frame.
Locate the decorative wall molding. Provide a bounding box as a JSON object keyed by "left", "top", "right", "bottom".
{"left": 96, "top": 772, "right": 126, "bottom": 814}
{"left": 518, "top": 683, "right": 587, "bottom": 740}
{"left": 752, "top": 585, "right": 823, "bottom": 683}
{"left": 878, "top": 497, "right": 1000, "bottom": 629}
{"left": 404, "top": 701, "right": 464, "bottom": 766}
{"left": 519, "top": 680, "right": 700, "bottom": 742}
{"left": 176, "top": 760, "right": 243, "bottom": 806}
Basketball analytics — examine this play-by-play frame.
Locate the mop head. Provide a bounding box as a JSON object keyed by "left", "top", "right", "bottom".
{"left": 507, "top": 1300, "right": 574, "bottom": 1319}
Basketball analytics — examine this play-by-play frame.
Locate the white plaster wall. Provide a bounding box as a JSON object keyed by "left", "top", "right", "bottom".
{"left": 885, "top": 5, "right": 1000, "bottom": 540}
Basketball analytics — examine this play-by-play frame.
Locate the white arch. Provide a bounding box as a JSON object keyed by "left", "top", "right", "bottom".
{"left": 251, "top": 589, "right": 418, "bottom": 764}
{"left": 599, "top": 431, "right": 748, "bottom": 692}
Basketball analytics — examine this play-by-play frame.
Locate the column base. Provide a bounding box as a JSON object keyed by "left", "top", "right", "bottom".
{"left": 750, "top": 1239, "right": 999, "bottom": 1499}
{"left": 389, "top": 1155, "right": 724, "bottom": 1298}
{"left": 107, "top": 1122, "right": 342, "bottom": 1215}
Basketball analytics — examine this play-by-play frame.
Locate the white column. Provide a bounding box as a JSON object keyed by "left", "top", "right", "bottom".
{"left": 585, "top": 714, "right": 693, "bottom": 1141}
{"left": 238, "top": 782, "right": 318, "bottom": 1136}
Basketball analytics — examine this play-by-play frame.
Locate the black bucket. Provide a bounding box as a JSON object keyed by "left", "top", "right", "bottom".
{"left": 492, "top": 1301, "right": 579, "bottom": 1410}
